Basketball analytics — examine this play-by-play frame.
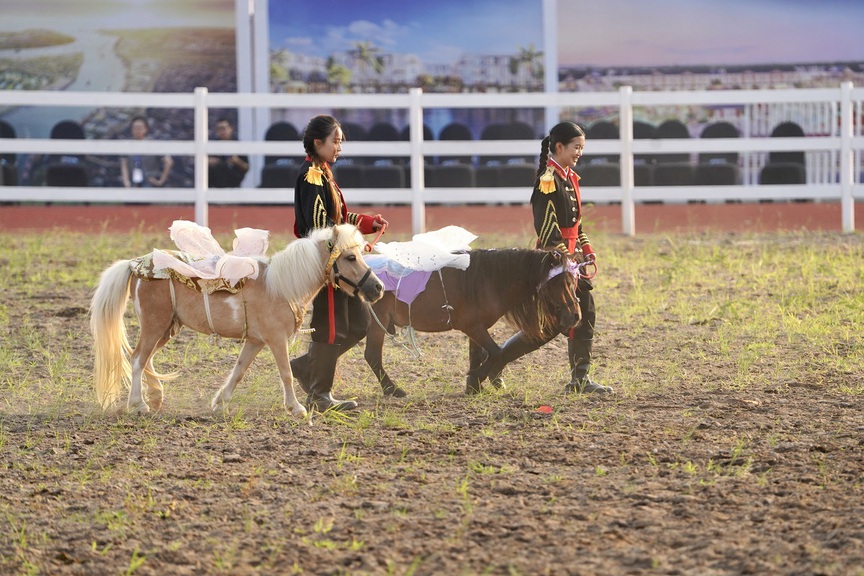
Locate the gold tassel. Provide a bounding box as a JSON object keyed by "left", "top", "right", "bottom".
{"left": 304, "top": 164, "right": 324, "bottom": 186}
{"left": 539, "top": 166, "right": 556, "bottom": 194}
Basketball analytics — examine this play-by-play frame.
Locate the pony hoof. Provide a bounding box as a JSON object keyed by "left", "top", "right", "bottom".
{"left": 289, "top": 405, "right": 308, "bottom": 419}
{"left": 490, "top": 377, "right": 505, "bottom": 390}
{"left": 383, "top": 385, "right": 407, "bottom": 398}
{"left": 465, "top": 385, "right": 483, "bottom": 396}
{"left": 128, "top": 403, "right": 151, "bottom": 415}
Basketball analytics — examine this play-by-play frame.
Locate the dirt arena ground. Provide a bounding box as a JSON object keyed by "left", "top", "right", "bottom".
{"left": 0, "top": 201, "right": 862, "bottom": 575}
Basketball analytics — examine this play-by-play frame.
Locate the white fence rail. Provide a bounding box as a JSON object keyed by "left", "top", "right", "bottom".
{"left": 0, "top": 84, "right": 862, "bottom": 234}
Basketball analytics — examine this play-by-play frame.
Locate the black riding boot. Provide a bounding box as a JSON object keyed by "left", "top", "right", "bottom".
{"left": 290, "top": 353, "right": 312, "bottom": 394}
{"left": 565, "top": 338, "right": 613, "bottom": 394}
{"left": 488, "top": 331, "right": 548, "bottom": 388}
{"left": 291, "top": 335, "right": 364, "bottom": 394}
{"left": 305, "top": 342, "right": 359, "bottom": 412}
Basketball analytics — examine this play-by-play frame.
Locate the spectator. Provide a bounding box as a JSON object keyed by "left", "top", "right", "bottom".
{"left": 121, "top": 115, "right": 173, "bottom": 188}
{"left": 208, "top": 117, "right": 248, "bottom": 188}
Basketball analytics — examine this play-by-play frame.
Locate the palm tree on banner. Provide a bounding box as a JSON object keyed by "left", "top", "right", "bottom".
{"left": 349, "top": 41, "right": 384, "bottom": 89}
{"left": 509, "top": 44, "right": 544, "bottom": 88}
{"left": 327, "top": 56, "right": 352, "bottom": 92}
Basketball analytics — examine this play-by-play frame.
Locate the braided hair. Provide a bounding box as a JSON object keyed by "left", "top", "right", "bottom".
{"left": 536, "top": 121, "right": 585, "bottom": 177}
{"left": 302, "top": 114, "right": 344, "bottom": 223}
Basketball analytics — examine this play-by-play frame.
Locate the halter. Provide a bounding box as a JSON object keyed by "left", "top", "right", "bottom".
{"left": 325, "top": 240, "right": 375, "bottom": 297}
{"left": 547, "top": 258, "right": 597, "bottom": 281}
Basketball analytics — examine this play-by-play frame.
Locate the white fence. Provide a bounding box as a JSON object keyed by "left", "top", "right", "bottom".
{"left": 0, "top": 84, "right": 862, "bottom": 235}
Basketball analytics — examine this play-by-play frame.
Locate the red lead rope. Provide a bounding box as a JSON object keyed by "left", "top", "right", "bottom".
{"left": 364, "top": 221, "right": 387, "bottom": 252}
{"left": 578, "top": 259, "right": 598, "bottom": 280}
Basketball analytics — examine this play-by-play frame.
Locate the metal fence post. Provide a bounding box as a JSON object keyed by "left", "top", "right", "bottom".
{"left": 194, "top": 86, "right": 209, "bottom": 226}
{"left": 840, "top": 82, "right": 855, "bottom": 233}
{"left": 409, "top": 87, "right": 426, "bottom": 234}
{"left": 619, "top": 86, "right": 635, "bottom": 236}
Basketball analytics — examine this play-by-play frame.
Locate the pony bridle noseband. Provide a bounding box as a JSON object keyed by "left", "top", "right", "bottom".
{"left": 325, "top": 241, "right": 374, "bottom": 297}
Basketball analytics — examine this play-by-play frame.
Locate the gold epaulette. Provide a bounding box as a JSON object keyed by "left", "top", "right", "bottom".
{"left": 538, "top": 166, "right": 556, "bottom": 194}
{"left": 304, "top": 164, "right": 324, "bottom": 186}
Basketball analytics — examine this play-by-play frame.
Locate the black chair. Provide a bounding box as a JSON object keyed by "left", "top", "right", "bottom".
{"left": 363, "top": 165, "right": 405, "bottom": 188}
{"left": 767, "top": 121, "right": 806, "bottom": 164}
{"left": 699, "top": 121, "right": 740, "bottom": 165}
{"left": 340, "top": 122, "right": 367, "bottom": 141}
{"left": 262, "top": 121, "right": 301, "bottom": 166}
{"left": 760, "top": 121, "right": 807, "bottom": 185}
{"left": 260, "top": 121, "right": 301, "bottom": 188}
{"left": 582, "top": 120, "right": 619, "bottom": 165}
{"left": 399, "top": 123, "right": 434, "bottom": 142}
{"left": 696, "top": 163, "right": 740, "bottom": 186}
{"left": 498, "top": 163, "right": 537, "bottom": 187}
{"left": 332, "top": 164, "right": 364, "bottom": 188}
{"left": 367, "top": 122, "right": 401, "bottom": 166}
{"left": 477, "top": 163, "right": 537, "bottom": 188}
{"left": 577, "top": 163, "right": 620, "bottom": 187}
{"left": 475, "top": 165, "right": 500, "bottom": 187}
{"left": 478, "top": 121, "right": 535, "bottom": 165}
{"left": 0, "top": 119, "right": 18, "bottom": 186}
{"left": 759, "top": 162, "right": 806, "bottom": 185}
{"left": 653, "top": 164, "right": 695, "bottom": 186}
{"left": 259, "top": 164, "right": 299, "bottom": 188}
{"left": 697, "top": 121, "right": 741, "bottom": 185}
{"left": 426, "top": 164, "right": 475, "bottom": 187}
{"left": 647, "top": 119, "right": 692, "bottom": 187}
{"left": 45, "top": 120, "right": 88, "bottom": 187}
{"left": 655, "top": 119, "right": 691, "bottom": 163}
{"left": 437, "top": 122, "right": 473, "bottom": 165}
{"left": 335, "top": 122, "right": 367, "bottom": 166}
{"left": 633, "top": 120, "right": 657, "bottom": 167}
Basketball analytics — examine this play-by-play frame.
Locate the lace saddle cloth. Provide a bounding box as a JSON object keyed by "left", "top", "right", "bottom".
{"left": 129, "top": 220, "right": 270, "bottom": 294}
{"left": 365, "top": 225, "right": 477, "bottom": 305}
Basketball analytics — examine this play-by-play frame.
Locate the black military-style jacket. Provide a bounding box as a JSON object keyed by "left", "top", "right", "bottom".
{"left": 530, "top": 161, "right": 591, "bottom": 255}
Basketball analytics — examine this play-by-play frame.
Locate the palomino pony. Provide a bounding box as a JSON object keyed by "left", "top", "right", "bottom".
{"left": 364, "top": 248, "right": 581, "bottom": 396}
{"left": 90, "top": 224, "right": 383, "bottom": 417}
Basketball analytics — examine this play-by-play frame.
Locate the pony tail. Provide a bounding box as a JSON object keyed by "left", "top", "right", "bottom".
{"left": 90, "top": 260, "right": 134, "bottom": 411}
{"left": 537, "top": 136, "right": 550, "bottom": 177}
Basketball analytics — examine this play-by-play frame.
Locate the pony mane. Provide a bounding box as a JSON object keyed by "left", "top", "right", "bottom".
{"left": 465, "top": 248, "right": 554, "bottom": 302}
{"left": 264, "top": 224, "right": 365, "bottom": 304}
{"left": 265, "top": 234, "right": 327, "bottom": 304}
{"left": 466, "top": 249, "right": 573, "bottom": 341}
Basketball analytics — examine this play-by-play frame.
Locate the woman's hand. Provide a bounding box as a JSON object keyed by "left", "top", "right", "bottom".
{"left": 372, "top": 214, "right": 388, "bottom": 232}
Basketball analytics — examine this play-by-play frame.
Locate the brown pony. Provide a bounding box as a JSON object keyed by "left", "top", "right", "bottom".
{"left": 364, "top": 248, "right": 581, "bottom": 396}
{"left": 90, "top": 224, "right": 383, "bottom": 418}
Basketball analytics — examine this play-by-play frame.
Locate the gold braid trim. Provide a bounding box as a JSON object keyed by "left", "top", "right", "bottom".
{"left": 538, "top": 198, "right": 561, "bottom": 248}
{"left": 312, "top": 194, "right": 329, "bottom": 229}
{"left": 578, "top": 230, "right": 591, "bottom": 249}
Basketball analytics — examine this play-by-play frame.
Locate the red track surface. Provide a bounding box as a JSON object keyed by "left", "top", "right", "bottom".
{"left": 0, "top": 202, "right": 858, "bottom": 236}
